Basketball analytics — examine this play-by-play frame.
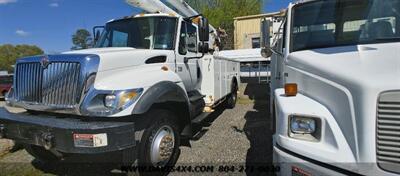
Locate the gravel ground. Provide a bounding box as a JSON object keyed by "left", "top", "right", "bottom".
{"left": 0, "top": 83, "right": 273, "bottom": 176}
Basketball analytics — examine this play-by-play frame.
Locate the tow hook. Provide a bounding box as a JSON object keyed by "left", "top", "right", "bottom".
{"left": 0, "top": 124, "right": 5, "bottom": 139}
{"left": 42, "top": 133, "right": 54, "bottom": 150}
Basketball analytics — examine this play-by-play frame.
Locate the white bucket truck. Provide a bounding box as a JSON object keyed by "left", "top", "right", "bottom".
{"left": 261, "top": 0, "right": 400, "bottom": 175}
{"left": 0, "top": 0, "right": 239, "bottom": 169}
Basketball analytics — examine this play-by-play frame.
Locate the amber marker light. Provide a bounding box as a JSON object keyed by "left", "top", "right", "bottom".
{"left": 118, "top": 91, "right": 138, "bottom": 108}
{"left": 161, "top": 66, "right": 169, "bottom": 71}
{"left": 192, "top": 17, "right": 200, "bottom": 24}
{"left": 285, "top": 83, "right": 298, "bottom": 96}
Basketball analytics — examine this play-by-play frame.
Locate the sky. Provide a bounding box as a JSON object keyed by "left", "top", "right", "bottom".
{"left": 0, "top": 0, "right": 291, "bottom": 53}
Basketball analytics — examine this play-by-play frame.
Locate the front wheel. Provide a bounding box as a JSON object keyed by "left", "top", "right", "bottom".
{"left": 137, "top": 110, "right": 181, "bottom": 169}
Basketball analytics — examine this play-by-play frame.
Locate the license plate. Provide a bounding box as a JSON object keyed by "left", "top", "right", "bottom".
{"left": 73, "top": 133, "right": 108, "bottom": 148}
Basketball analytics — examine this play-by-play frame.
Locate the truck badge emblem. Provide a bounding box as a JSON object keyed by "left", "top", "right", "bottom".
{"left": 41, "top": 56, "right": 50, "bottom": 69}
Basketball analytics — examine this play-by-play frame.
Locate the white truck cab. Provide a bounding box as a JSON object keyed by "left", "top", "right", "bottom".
{"left": 0, "top": 1, "right": 240, "bottom": 170}
{"left": 262, "top": 0, "right": 400, "bottom": 175}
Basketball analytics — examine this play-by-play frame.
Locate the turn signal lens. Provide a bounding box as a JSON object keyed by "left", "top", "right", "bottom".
{"left": 161, "top": 66, "right": 169, "bottom": 71}
{"left": 285, "top": 83, "right": 298, "bottom": 96}
{"left": 118, "top": 91, "right": 139, "bottom": 108}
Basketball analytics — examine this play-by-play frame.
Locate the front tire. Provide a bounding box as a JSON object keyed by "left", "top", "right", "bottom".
{"left": 137, "top": 109, "right": 181, "bottom": 171}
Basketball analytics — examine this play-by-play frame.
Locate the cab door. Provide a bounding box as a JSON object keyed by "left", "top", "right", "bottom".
{"left": 175, "top": 20, "right": 200, "bottom": 92}
{"left": 270, "top": 20, "right": 286, "bottom": 93}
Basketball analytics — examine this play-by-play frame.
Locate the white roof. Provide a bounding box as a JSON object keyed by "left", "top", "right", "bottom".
{"left": 217, "top": 49, "right": 270, "bottom": 62}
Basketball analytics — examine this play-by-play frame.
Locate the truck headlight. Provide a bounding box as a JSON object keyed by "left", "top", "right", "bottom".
{"left": 81, "top": 88, "right": 144, "bottom": 116}
{"left": 104, "top": 90, "right": 141, "bottom": 109}
{"left": 290, "top": 116, "right": 316, "bottom": 134}
{"left": 104, "top": 95, "right": 117, "bottom": 108}
{"left": 289, "top": 115, "right": 321, "bottom": 141}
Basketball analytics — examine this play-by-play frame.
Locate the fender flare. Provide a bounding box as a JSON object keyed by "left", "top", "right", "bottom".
{"left": 132, "top": 81, "right": 190, "bottom": 116}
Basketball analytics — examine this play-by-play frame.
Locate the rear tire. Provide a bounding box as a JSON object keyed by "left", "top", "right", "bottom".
{"left": 225, "top": 82, "right": 238, "bottom": 109}
{"left": 136, "top": 109, "right": 181, "bottom": 175}
{"left": 25, "top": 145, "right": 60, "bottom": 163}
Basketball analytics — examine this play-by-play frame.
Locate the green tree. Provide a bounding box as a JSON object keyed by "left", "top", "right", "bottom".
{"left": 0, "top": 44, "right": 44, "bottom": 72}
{"left": 187, "top": 0, "right": 262, "bottom": 49}
{"left": 71, "top": 29, "right": 92, "bottom": 50}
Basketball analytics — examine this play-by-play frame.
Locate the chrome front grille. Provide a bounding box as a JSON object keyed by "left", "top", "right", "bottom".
{"left": 377, "top": 91, "right": 400, "bottom": 173}
{"left": 15, "top": 62, "right": 81, "bottom": 107}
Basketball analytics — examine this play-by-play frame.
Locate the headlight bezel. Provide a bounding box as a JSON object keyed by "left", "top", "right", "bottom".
{"left": 288, "top": 114, "right": 321, "bottom": 142}
{"left": 80, "top": 88, "right": 144, "bottom": 117}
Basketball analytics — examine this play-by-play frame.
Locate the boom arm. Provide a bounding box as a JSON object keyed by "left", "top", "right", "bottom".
{"left": 166, "top": 0, "right": 216, "bottom": 33}
{"left": 166, "top": 0, "right": 198, "bottom": 18}
{"left": 126, "top": 0, "right": 179, "bottom": 16}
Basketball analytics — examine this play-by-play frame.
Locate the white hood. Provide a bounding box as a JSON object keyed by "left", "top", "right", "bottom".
{"left": 287, "top": 42, "right": 400, "bottom": 90}
{"left": 64, "top": 47, "right": 174, "bottom": 72}
{"left": 287, "top": 42, "right": 400, "bottom": 162}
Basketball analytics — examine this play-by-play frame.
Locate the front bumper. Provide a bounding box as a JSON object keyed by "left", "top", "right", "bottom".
{"left": 0, "top": 107, "right": 135, "bottom": 154}
{"left": 273, "top": 145, "right": 355, "bottom": 176}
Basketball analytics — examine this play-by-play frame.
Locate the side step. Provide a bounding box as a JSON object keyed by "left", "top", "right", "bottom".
{"left": 189, "top": 94, "right": 206, "bottom": 102}
{"left": 191, "top": 112, "right": 212, "bottom": 124}
{"left": 188, "top": 91, "right": 206, "bottom": 102}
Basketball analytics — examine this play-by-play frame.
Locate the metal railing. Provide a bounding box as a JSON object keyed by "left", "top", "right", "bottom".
{"left": 240, "top": 62, "right": 270, "bottom": 84}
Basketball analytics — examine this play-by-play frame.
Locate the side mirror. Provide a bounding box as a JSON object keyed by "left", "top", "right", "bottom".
{"left": 198, "top": 42, "right": 209, "bottom": 54}
{"left": 92, "top": 26, "right": 104, "bottom": 45}
{"left": 260, "top": 18, "right": 272, "bottom": 58}
{"left": 179, "top": 45, "right": 188, "bottom": 55}
{"left": 95, "top": 31, "right": 101, "bottom": 43}
{"left": 261, "top": 48, "right": 273, "bottom": 58}
{"left": 199, "top": 17, "right": 210, "bottom": 42}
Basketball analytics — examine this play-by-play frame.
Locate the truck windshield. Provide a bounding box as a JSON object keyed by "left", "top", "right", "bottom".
{"left": 291, "top": 0, "right": 400, "bottom": 52}
{"left": 95, "top": 17, "right": 177, "bottom": 50}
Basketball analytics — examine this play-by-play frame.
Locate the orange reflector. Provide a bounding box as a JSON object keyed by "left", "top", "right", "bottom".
{"left": 285, "top": 83, "right": 298, "bottom": 96}
{"left": 192, "top": 17, "right": 200, "bottom": 24}
{"left": 161, "top": 66, "right": 169, "bottom": 71}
